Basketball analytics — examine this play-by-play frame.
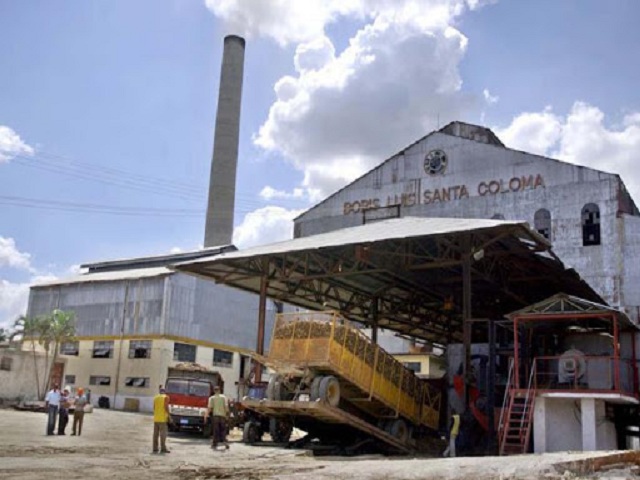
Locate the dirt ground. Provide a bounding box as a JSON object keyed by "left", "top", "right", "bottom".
{"left": 0, "top": 408, "right": 635, "bottom": 480}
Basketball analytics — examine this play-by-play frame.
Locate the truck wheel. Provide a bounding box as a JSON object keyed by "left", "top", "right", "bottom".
{"left": 319, "top": 376, "right": 340, "bottom": 407}
{"left": 266, "top": 375, "right": 284, "bottom": 400}
{"left": 389, "top": 419, "right": 409, "bottom": 443}
{"left": 269, "top": 418, "right": 293, "bottom": 443}
{"left": 310, "top": 376, "right": 323, "bottom": 401}
{"left": 243, "top": 421, "right": 261, "bottom": 444}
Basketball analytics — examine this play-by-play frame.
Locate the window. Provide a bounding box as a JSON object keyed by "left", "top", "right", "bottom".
{"left": 403, "top": 362, "right": 421, "bottom": 373}
{"left": 64, "top": 375, "right": 76, "bottom": 385}
{"left": 89, "top": 375, "right": 111, "bottom": 386}
{"left": 125, "top": 377, "right": 150, "bottom": 388}
{"left": 534, "top": 208, "right": 551, "bottom": 240}
{"left": 0, "top": 357, "right": 12, "bottom": 371}
{"left": 128, "top": 340, "right": 152, "bottom": 359}
{"left": 213, "top": 349, "right": 233, "bottom": 367}
{"left": 173, "top": 342, "right": 196, "bottom": 362}
{"left": 582, "top": 203, "right": 601, "bottom": 246}
{"left": 92, "top": 341, "right": 114, "bottom": 359}
{"left": 60, "top": 341, "right": 79, "bottom": 356}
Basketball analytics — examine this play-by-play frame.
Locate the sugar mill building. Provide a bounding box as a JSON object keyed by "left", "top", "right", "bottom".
{"left": 294, "top": 121, "right": 640, "bottom": 324}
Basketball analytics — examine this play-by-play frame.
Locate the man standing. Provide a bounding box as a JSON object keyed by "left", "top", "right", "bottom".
{"left": 71, "top": 388, "right": 87, "bottom": 436}
{"left": 152, "top": 387, "right": 170, "bottom": 454}
{"left": 44, "top": 384, "right": 61, "bottom": 435}
{"left": 57, "top": 389, "right": 70, "bottom": 435}
{"left": 443, "top": 410, "right": 461, "bottom": 458}
{"left": 207, "top": 385, "right": 229, "bottom": 450}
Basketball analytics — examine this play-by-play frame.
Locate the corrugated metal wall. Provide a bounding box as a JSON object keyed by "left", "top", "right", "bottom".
{"left": 28, "top": 272, "right": 275, "bottom": 351}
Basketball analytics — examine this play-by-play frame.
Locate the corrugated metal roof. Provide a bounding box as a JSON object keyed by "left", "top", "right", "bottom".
{"left": 32, "top": 267, "right": 173, "bottom": 288}
{"left": 176, "top": 217, "right": 529, "bottom": 266}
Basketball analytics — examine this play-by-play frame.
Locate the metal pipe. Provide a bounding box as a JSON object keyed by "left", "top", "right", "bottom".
{"left": 254, "top": 273, "right": 268, "bottom": 383}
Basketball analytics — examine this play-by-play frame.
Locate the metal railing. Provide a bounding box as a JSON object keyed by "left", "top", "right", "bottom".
{"left": 531, "top": 355, "right": 635, "bottom": 395}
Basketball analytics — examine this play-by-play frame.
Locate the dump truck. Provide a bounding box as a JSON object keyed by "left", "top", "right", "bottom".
{"left": 165, "top": 363, "right": 224, "bottom": 436}
{"left": 242, "top": 312, "right": 442, "bottom": 452}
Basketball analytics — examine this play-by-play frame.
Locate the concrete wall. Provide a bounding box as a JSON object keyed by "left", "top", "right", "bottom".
{"left": 294, "top": 130, "right": 639, "bottom": 322}
{"left": 28, "top": 272, "right": 277, "bottom": 354}
{"left": 0, "top": 347, "right": 51, "bottom": 402}
{"left": 59, "top": 338, "right": 248, "bottom": 413}
{"left": 534, "top": 396, "right": 617, "bottom": 453}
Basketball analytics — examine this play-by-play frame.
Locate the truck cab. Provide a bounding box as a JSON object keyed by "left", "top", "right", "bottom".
{"left": 164, "top": 364, "right": 223, "bottom": 435}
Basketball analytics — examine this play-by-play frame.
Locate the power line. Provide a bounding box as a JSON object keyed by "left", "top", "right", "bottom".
{"left": 0, "top": 195, "right": 203, "bottom": 217}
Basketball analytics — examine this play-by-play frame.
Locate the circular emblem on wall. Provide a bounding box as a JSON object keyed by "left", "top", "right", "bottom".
{"left": 424, "top": 149, "right": 447, "bottom": 175}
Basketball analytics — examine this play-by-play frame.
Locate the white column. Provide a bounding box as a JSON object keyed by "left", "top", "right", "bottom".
{"left": 581, "top": 398, "right": 597, "bottom": 451}
{"left": 533, "top": 396, "right": 547, "bottom": 453}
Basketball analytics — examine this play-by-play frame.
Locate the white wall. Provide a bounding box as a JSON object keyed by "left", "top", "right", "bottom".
{"left": 0, "top": 347, "right": 51, "bottom": 401}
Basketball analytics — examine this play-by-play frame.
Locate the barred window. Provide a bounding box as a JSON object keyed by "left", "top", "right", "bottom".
{"left": 582, "top": 203, "right": 601, "bottom": 246}
{"left": 128, "top": 340, "right": 152, "bottom": 359}
{"left": 173, "top": 342, "right": 196, "bottom": 362}
{"left": 125, "top": 377, "right": 150, "bottom": 388}
{"left": 403, "top": 362, "right": 421, "bottom": 373}
{"left": 534, "top": 208, "right": 551, "bottom": 240}
{"left": 92, "top": 341, "right": 114, "bottom": 359}
{"left": 213, "top": 349, "right": 233, "bottom": 368}
{"left": 89, "top": 375, "right": 111, "bottom": 386}
{"left": 64, "top": 375, "right": 76, "bottom": 385}
{"left": 60, "top": 341, "right": 79, "bottom": 356}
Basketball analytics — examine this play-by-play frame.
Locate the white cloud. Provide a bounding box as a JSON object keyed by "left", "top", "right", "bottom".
{"left": 207, "top": 0, "right": 494, "bottom": 199}
{"left": 496, "top": 102, "right": 640, "bottom": 203}
{"left": 259, "top": 186, "right": 306, "bottom": 201}
{"left": 169, "top": 247, "right": 183, "bottom": 254}
{"left": 233, "top": 206, "right": 304, "bottom": 249}
{"left": 0, "top": 279, "right": 30, "bottom": 329}
{"left": 0, "top": 125, "right": 34, "bottom": 163}
{"left": 483, "top": 88, "right": 499, "bottom": 105}
{"left": 0, "top": 237, "right": 32, "bottom": 271}
{"left": 0, "top": 274, "right": 59, "bottom": 330}
{"left": 495, "top": 107, "right": 563, "bottom": 155}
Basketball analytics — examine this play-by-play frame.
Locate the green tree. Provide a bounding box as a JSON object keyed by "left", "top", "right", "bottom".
{"left": 41, "top": 309, "right": 76, "bottom": 393}
{"left": 0, "top": 328, "right": 7, "bottom": 342}
{"left": 10, "top": 315, "right": 46, "bottom": 400}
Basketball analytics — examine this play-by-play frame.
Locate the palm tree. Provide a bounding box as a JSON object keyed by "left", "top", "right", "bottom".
{"left": 42, "top": 310, "right": 76, "bottom": 393}
{"left": 10, "top": 315, "right": 45, "bottom": 400}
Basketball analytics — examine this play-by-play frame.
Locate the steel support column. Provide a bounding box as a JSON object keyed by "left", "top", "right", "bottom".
{"left": 371, "top": 297, "right": 379, "bottom": 344}
{"left": 462, "top": 236, "right": 472, "bottom": 408}
{"left": 487, "top": 317, "right": 497, "bottom": 452}
{"left": 255, "top": 273, "right": 268, "bottom": 383}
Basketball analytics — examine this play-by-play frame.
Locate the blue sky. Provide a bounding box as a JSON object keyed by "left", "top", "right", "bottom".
{"left": 1, "top": 0, "right": 639, "bottom": 327}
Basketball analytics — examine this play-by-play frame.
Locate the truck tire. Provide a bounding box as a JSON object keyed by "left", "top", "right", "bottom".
{"left": 269, "top": 418, "right": 293, "bottom": 443}
{"left": 266, "top": 375, "right": 284, "bottom": 401}
{"left": 310, "top": 376, "right": 323, "bottom": 401}
{"left": 319, "top": 376, "right": 340, "bottom": 407}
{"left": 243, "top": 421, "right": 261, "bottom": 444}
{"left": 389, "top": 419, "right": 409, "bottom": 444}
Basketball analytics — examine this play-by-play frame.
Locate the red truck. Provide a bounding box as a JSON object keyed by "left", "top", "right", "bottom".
{"left": 164, "top": 363, "right": 223, "bottom": 436}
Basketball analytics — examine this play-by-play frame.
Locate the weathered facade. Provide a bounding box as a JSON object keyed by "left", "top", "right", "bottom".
{"left": 27, "top": 250, "right": 277, "bottom": 412}
{"left": 294, "top": 122, "right": 640, "bottom": 322}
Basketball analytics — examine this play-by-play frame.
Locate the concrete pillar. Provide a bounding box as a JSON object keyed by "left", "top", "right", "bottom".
{"left": 581, "top": 398, "right": 597, "bottom": 451}
{"left": 533, "top": 396, "right": 547, "bottom": 453}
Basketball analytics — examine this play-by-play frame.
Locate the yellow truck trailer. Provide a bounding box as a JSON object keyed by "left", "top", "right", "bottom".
{"left": 244, "top": 311, "right": 442, "bottom": 451}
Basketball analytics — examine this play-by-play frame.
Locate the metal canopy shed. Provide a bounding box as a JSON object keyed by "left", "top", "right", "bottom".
{"left": 174, "top": 217, "right": 601, "bottom": 349}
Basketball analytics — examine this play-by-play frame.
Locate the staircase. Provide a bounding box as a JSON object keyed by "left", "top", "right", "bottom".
{"left": 499, "top": 363, "right": 536, "bottom": 455}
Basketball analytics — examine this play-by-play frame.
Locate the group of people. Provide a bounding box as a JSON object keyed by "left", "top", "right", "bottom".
{"left": 44, "top": 384, "right": 88, "bottom": 436}
{"left": 151, "top": 384, "right": 230, "bottom": 454}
